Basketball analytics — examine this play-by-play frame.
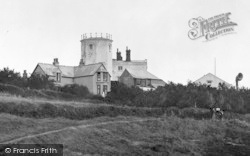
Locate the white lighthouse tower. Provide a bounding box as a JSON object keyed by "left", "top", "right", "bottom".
{"left": 80, "top": 33, "right": 113, "bottom": 76}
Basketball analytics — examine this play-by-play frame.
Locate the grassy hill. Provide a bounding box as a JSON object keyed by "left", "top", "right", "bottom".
{"left": 0, "top": 93, "right": 250, "bottom": 155}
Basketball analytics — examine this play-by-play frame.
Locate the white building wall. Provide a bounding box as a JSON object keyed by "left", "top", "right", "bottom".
{"left": 60, "top": 77, "right": 74, "bottom": 86}
{"left": 80, "top": 37, "right": 113, "bottom": 78}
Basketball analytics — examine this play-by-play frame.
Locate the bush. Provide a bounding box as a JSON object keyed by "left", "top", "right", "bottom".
{"left": 27, "top": 74, "right": 55, "bottom": 90}
{"left": 0, "top": 67, "right": 27, "bottom": 88}
{"left": 88, "top": 94, "right": 104, "bottom": 101}
{"left": 0, "top": 83, "right": 25, "bottom": 96}
{"left": 106, "top": 82, "right": 250, "bottom": 114}
{"left": 60, "top": 84, "right": 90, "bottom": 98}
{"left": 0, "top": 100, "right": 165, "bottom": 120}
{"left": 179, "top": 107, "right": 211, "bottom": 119}
{"left": 105, "top": 83, "right": 143, "bottom": 105}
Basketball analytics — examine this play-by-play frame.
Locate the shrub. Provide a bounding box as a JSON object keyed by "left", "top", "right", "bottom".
{"left": 179, "top": 107, "right": 211, "bottom": 119}
{"left": 106, "top": 81, "right": 250, "bottom": 114}
{"left": 0, "top": 67, "right": 27, "bottom": 88}
{"left": 0, "top": 83, "right": 25, "bottom": 96}
{"left": 60, "top": 84, "right": 90, "bottom": 98}
{"left": 27, "top": 74, "right": 55, "bottom": 90}
{"left": 0, "top": 100, "right": 165, "bottom": 120}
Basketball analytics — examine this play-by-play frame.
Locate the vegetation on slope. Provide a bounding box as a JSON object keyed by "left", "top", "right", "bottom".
{"left": 0, "top": 114, "right": 249, "bottom": 156}
{"left": 1, "top": 67, "right": 250, "bottom": 155}
{"left": 106, "top": 82, "right": 250, "bottom": 114}
{"left": 0, "top": 93, "right": 165, "bottom": 120}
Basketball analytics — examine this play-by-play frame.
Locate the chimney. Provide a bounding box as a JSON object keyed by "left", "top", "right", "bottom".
{"left": 79, "top": 58, "right": 85, "bottom": 66}
{"left": 116, "top": 49, "right": 123, "bottom": 61}
{"left": 126, "top": 46, "right": 131, "bottom": 62}
{"left": 53, "top": 58, "right": 59, "bottom": 66}
{"left": 23, "top": 70, "right": 27, "bottom": 79}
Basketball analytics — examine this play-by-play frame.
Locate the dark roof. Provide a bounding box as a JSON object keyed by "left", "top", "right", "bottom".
{"left": 36, "top": 63, "right": 105, "bottom": 78}
{"left": 74, "top": 63, "right": 104, "bottom": 77}
{"left": 125, "top": 69, "right": 161, "bottom": 80}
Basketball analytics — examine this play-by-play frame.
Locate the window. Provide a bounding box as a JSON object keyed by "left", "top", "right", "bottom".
{"left": 136, "top": 79, "right": 141, "bottom": 85}
{"left": 89, "top": 44, "right": 93, "bottom": 50}
{"left": 56, "top": 73, "right": 61, "bottom": 82}
{"left": 146, "top": 79, "right": 151, "bottom": 86}
{"left": 141, "top": 79, "right": 146, "bottom": 87}
{"left": 207, "top": 80, "right": 212, "bottom": 84}
{"left": 207, "top": 80, "right": 212, "bottom": 87}
{"left": 109, "top": 44, "right": 112, "bottom": 52}
{"left": 97, "top": 72, "right": 101, "bottom": 81}
{"left": 118, "top": 66, "right": 123, "bottom": 71}
{"left": 97, "top": 85, "right": 101, "bottom": 95}
{"left": 103, "top": 85, "right": 108, "bottom": 94}
{"left": 103, "top": 72, "right": 108, "bottom": 82}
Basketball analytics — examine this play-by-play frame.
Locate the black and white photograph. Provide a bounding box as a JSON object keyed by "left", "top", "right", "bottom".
{"left": 0, "top": 0, "right": 250, "bottom": 155}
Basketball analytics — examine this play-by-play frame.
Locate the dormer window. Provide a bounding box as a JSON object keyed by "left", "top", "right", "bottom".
{"left": 103, "top": 72, "right": 108, "bottom": 81}
{"left": 56, "top": 73, "right": 61, "bottom": 82}
{"left": 97, "top": 72, "right": 101, "bottom": 81}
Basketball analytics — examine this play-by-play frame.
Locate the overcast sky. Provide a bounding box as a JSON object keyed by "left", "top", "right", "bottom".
{"left": 0, "top": 0, "right": 250, "bottom": 87}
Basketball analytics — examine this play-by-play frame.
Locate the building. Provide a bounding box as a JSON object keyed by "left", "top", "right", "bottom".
{"left": 112, "top": 47, "right": 147, "bottom": 81}
{"left": 32, "top": 33, "right": 165, "bottom": 94}
{"left": 32, "top": 58, "right": 111, "bottom": 95}
{"left": 194, "top": 73, "right": 232, "bottom": 88}
{"left": 119, "top": 69, "right": 166, "bottom": 91}
{"left": 80, "top": 33, "right": 113, "bottom": 77}
{"left": 79, "top": 33, "right": 148, "bottom": 82}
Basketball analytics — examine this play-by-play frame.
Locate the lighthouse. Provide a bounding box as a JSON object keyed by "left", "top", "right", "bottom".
{"left": 80, "top": 33, "right": 113, "bottom": 76}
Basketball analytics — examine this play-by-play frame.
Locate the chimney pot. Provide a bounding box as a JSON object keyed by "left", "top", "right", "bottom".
{"left": 53, "top": 58, "right": 59, "bottom": 66}
{"left": 79, "top": 58, "right": 85, "bottom": 66}
{"left": 126, "top": 47, "right": 131, "bottom": 62}
{"left": 116, "top": 49, "right": 123, "bottom": 61}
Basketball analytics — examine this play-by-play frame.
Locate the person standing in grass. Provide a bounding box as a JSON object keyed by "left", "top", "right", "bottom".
{"left": 210, "top": 107, "right": 223, "bottom": 120}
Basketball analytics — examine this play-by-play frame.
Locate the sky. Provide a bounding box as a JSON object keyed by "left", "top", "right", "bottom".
{"left": 0, "top": 0, "right": 250, "bottom": 88}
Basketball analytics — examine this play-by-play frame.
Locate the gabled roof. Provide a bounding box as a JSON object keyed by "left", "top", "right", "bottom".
{"left": 194, "top": 73, "right": 232, "bottom": 88}
{"left": 59, "top": 65, "right": 75, "bottom": 77}
{"left": 36, "top": 63, "right": 60, "bottom": 76}
{"left": 37, "top": 63, "right": 74, "bottom": 77}
{"left": 74, "top": 63, "right": 104, "bottom": 77}
{"left": 125, "top": 69, "right": 160, "bottom": 80}
{"left": 35, "top": 63, "right": 106, "bottom": 78}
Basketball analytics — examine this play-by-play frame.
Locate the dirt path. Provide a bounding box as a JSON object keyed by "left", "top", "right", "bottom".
{"left": 1, "top": 118, "right": 161, "bottom": 144}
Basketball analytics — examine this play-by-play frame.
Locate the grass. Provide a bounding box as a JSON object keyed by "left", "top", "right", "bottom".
{"left": 0, "top": 93, "right": 250, "bottom": 155}
{"left": 1, "top": 93, "right": 249, "bottom": 121}
{"left": 0, "top": 93, "right": 165, "bottom": 120}
{"left": 0, "top": 113, "right": 80, "bottom": 143}
{"left": 0, "top": 114, "right": 249, "bottom": 156}
{"left": 0, "top": 93, "right": 102, "bottom": 107}
{"left": 0, "top": 113, "right": 140, "bottom": 143}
